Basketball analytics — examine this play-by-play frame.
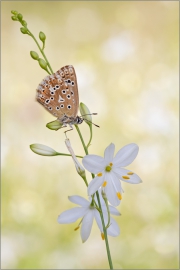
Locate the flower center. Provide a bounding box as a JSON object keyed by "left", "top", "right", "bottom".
{"left": 105, "top": 165, "right": 112, "bottom": 172}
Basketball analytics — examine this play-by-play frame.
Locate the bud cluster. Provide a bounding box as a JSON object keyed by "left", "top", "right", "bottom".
{"left": 11, "top": 10, "right": 50, "bottom": 74}
{"left": 11, "top": 10, "right": 28, "bottom": 35}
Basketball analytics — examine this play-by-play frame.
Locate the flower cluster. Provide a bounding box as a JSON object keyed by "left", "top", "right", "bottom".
{"left": 57, "top": 142, "right": 142, "bottom": 242}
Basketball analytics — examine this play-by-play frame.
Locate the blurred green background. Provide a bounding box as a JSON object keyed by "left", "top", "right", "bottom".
{"left": 1, "top": 1, "right": 179, "bottom": 269}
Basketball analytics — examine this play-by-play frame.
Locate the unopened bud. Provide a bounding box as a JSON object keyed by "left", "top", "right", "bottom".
{"left": 46, "top": 120, "right": 63, "bottom": 130}
{"left": 80, "top": 102, "right": 92, "bottom": 125}
{"left": 22, "top": 20, "right": 27, "bottom": 27}
{"left": 38, "top": 58, "right": 47, "bottom": 70}
{"left": 11, "top": 10, "right": 18, "bottom": 15}
{"left": 11, "top": 16, "right": 18, "bottom": 21}
{"left": 101, "top": 190, "right": 107, "bottom": 200}
{"left": 30, "top": 51, "right": 39, "bottom": 60}
{"left": 17, "top": 13, "right": 23, "bottom": 21}
{"left": 39, "top": 31, "right": 46, "bottom": 42}
{"left": 30, "top": 144, "right": 58, "bottom": 156}
{"left": 20, "top": 27, "right": 28, "bottom": 34}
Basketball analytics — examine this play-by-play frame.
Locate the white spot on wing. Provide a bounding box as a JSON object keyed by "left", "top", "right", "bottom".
{"left": 58, "top": 95, "right": 65, "bottom": 103}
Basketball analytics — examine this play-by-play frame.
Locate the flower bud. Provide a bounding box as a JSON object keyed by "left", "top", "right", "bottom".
{"left": 30, "top": 144, "right": 58, "bottom": 156}
{"left": 80, "top": 103, "right": 92, "bottom": 124}
{"left": 17, "top": 13, "right": 23, "bottom": 21}
{"left": 11, "top": 16, "right": 18, "bottom": 21}
{"left": 22, "top": 20, "right": 27, "bottom": 27}
{"left": 65, "top": 139, "right": 86, "bottom": 179}
{"left": 39, "top": 31, "right": 46, "bottom": 42}
{"left": 46, "top": 120, "right": 63, "bottom": 130}
{"left": 20, "top": 27, "right": 28, "bottom": 34}
{"left": 38, "top": 58, "right": 47, "bottom": 70}
{"left": 11, "top": 10, "right": 18, "bottom": 15}
{"left": 101, "top": 190, "right": 107, "bottom": 200}
{"left": 30, "top": 51, "right": 39, "bottom": 60}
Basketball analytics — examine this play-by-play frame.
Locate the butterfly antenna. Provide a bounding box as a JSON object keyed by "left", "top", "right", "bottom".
{"left": 81, "top": 113, "right": 98, "bottom": 117}
{"left": 83, "top": 118, "right": 100, "bottom": 128}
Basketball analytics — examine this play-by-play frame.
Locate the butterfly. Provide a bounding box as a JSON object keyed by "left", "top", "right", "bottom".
{"left": 36, "top": 65, "right": 84, "bottom": 131}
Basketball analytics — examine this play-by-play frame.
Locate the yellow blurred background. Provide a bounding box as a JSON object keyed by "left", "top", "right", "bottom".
{"left": 1, "top": 1, "right": 179, "bottom": 269}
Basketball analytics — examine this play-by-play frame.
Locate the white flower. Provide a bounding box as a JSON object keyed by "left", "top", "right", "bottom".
{"left": 82, "top": 143, "right": 142, "bottom": 206}
{"left": 57, "top": 194, "right": 120, "bottom": 243}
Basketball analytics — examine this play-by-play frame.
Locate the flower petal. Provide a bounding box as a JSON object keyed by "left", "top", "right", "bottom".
{"left": 105, "top": 174, "right": 120, "bottom": 207}
{"left": 80, "top": 210, "right": 94, "bottom": 242}
{"left": 113, "top": 143, "right": 139, "bottom": 167}
{"left": 88, "top": 175, "right": 105, "bottom": 196}
{"left": 68, "top": 196, "right": 89, "bottom": 207}
{"left": 104, "top": 143, "right": 115, "bottom": 163}
{"left": 94, "top": 209, "right": 103, "bottom": 232}
{"left": 111, "top": 171, "right": 122, "bottom": 193}
{"left": 109, "top": 205, "right": 121, "bottom": 216}
{"left": 82, "top": 155, "right": 105, "bottom": 174}
{"left": 57, "top": 207, "right": 88, "bottom": 223}
{"left": 107, "top": 217, "right": 120, "bottom": 237}
{"left": 113, "top": 168, "right": 142, "bottom": 184}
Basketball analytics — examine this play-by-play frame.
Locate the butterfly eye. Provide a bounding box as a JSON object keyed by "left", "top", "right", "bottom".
{"left": 53, "top": 87, "right": 56, "bottom": 91}
{"left": 67, "top": 94, "right": 71, "bottom": 99}
{"left": 71, "top": 91, "right": 74, "bottom": 96}
{"left": 62, "top": 90, "right": 66, "bottom": 94}
{"left": 67, "top": 79, "right": 71, "bottom": 84}
{"left": 48, "top": 107, "right": 52, "bottom": 110}
{"left": 50, "top": 97, "right": 54, "bottom": 100}
{"left": 51, "top": 92, "right": 55, "bottom": 95}
{"left": 67, "top": 105, "right": 71, "bottom": 110}
{"left": 56, "top": 106, "right": 60, "bottom": 110}
{"left": 55, "top": 85, "right": 60, "bottom": 89}
{"left": 45, "top": 99, "right": 50, "bottom": 104}
{"left": 60, "top": 104, "right": 64, "bottom": 108}
{"left": 71, "top": 81, "right": 74, "bottom": 86}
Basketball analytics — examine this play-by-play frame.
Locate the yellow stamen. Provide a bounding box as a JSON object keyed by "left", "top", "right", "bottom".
{"left": 74, "top": 226, "right": 80, "bottom": 231}
{"left": 101, "top": 232, "right": 105, "bottom": 240}
{"left": 97, "top": 172, "right": 102, "bottom": 177}
{"left": 127, "top": 172, "right": 134, "bottom": 175}
{"left": 117, "top": 192, "right": 122, "bottom": 200}
{"left": 122, "top": 175, "right": 130, "bottom": 180}
{"left": 102, "top": 181, "right": 107, "bottom": 187}
{"left": 109, "top": 162, "right": 113, "bottom": 166}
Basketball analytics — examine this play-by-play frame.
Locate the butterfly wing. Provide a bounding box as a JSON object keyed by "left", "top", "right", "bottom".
{"left": 36, "top": 65, "right": 79, "bottom": 120}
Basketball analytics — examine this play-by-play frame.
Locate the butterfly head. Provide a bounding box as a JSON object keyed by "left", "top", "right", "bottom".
{"left": 76, "top": 116, "right": 84, "bottom": 125}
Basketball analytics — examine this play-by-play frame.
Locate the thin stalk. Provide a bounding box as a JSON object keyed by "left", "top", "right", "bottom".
{"left": 26, "top": 28, "right": 54, "bottom": 74}
{"left": 56, "top": 153, "right": 83, "bottom": 158}
{"left": 86, "top": 124, "right": 92, "bottom": 148}
{"left": 75, "top": 125, "right": 113, "bottom": 269}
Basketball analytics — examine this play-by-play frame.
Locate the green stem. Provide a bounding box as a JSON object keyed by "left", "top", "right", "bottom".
{"left": 75, "top": 125, "right": 88, "bottom": 155}
{"left": 86, "top": 124, "right": 92, "bottom": 148}
{"left": 75, "top": 125, "right": 113, "bottom": 269}
{"left": 95, "top": 191, "right": 113, "bottom": 268}
{"left": 26, "top": 28, "right": 54, "bottom": 74}
{"left": 56, "top": 152, "right": 83, "bottom": 158}
{"left": 103, "top": 195, "right": 111, "bottom": 229}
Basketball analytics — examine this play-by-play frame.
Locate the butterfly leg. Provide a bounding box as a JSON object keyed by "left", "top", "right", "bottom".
{"left": 64, "top": 124, "right": 74, "bottom": 138}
